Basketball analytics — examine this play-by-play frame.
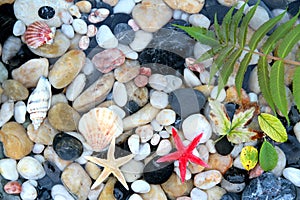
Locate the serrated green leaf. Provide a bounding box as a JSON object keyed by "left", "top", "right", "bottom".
{"left": 214, "top": 14, "right": 224, "bottom": 43}
{"left": 196, "top": 46, "right": 222, "bottom": 62}
{"left": 257, "top": 57, "right": 276, "bottom": 114}
{"left": 270, "top": 60, "right": 289, "bottom": 121}
{"left": 222, "top": 6, "right": 235, "bottom": 44}
{"left": 231, "top": 107, "right": 255, "bottom": 130}
{"left": 218, "top": 49, "right": 243, "bottom": 93}
{"left": 293, "top": 67, "right": 300, "bottom": 112}
{"left": 230, "top": 3, "right": 246, "bottom": 44}
{"left": 236, "top": 52, "right": 253, "bottom": 97}
{"left": 209, "top": 45, "right": 235, "bottom": 83}
{"left": 227, "top": 128, "right": 257, "bottom": 144}
{"left": 277, "top": 24, "right": 300, "bottom": 58}
{"left": 258, "top": 113, "right": 288, "bottom": 142}
{"left": 173, "top": 25, "right": 220, "bottom": 47}
{"left": 259, "top": 141, "right": 278, "bottom": 171}
{"left": 248, "top": 11, "right": 286, "bottom": 50}
{"left": 209, "top": 99, "right": 231, "bottom": 135}
{"left": 240, "top": 146, "right": 258, "bottom": 171}
{"left": 261, "top": 11, "right": 300, "bottom": 54}
{"left": 238, "top": 1, "right": 259, "bottom": 48}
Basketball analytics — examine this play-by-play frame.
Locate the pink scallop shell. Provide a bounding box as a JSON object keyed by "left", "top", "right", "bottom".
{"left": 24, "top": 21, "right": 56, "bottom": 49}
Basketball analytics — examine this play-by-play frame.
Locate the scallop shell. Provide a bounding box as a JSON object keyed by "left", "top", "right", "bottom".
{"left": 27, "top": 76, "right": 52, "bottom": 130}
{"left": 78, "top": 107, "right": 123, "bottom": 152}
{"left": 24, "top": 21, "right": 56, "bottom": 49}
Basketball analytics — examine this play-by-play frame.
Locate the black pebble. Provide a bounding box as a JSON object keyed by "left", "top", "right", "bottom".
{"left": 143, "top": 156, "right": 174, "bottom": 184}
{"left": 215, "top": 136, "right": 234, "bottom": 156}
{"left": 98, "top": 13, "right": 131, "bottom": 30}
{"left": 53, "top": 132, "right": 83, "bottom": 161}
{"left": 225, "top": 102, "right": 239, "bottom": 122}
{"left": 113, "top": 181, "right": 133, "bottom": 200}
{"left": 221, "top": 192, "right": 242, "bottom": 200}
{"left": 224, "top": 167, "right": 248, "bottom": 184}
{"left": 124, "top": 100, "right": 140, "bottom": 115}
{"left": 114, "top": 23, "right": 134, "bottom": 45}
{"left": 0, "top": 4, "right": 16, "bottom": 44}
{"left": 38, "top": 6, "right": 55, "bottom": 20}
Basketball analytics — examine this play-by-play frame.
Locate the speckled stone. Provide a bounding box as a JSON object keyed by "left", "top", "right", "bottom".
{"left": 17, "top": 156, "right": 45, "bottom": 180}
{"left": 114, "top": 60, "right": 140, "bottom": 83}
{"left": 194, "top": 170, "right": 222, "bottom": 190}
{"left": 2, "top": 79, "right": 29, "bottom": 100}
{"left": 207, "top": 153, "right": 233, "bottom": 174}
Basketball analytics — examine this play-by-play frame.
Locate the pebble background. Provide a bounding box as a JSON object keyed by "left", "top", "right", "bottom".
{"left": 0, "top": 0, "right": 300, "bottom": 200}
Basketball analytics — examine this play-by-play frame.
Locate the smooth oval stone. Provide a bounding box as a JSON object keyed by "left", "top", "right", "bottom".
{"left": 113, "top": 81, "right": 127, "bottom": 107}
{"left": 148, "top": 74, "right": 167, "bottom": 91}
{"left": 29, "top": 31, "right": 70, "bottom": 58}
{"left": 169, "top": 88, "right": 206, "bottom": 119}
{"left": 49, "top": 50, "right": 85, "bottom": 89}
{"left": 96, "top": 25, "right": 118, "bottom": 49}
{"left": 143, "top": 156, "right": 174, "bottom": 184}
{"left": 120, "top": 159, "right": 144, "bottom": 182}
{"left": 53, "top": 132, "right": 83, "bottom": 161}
{"left": 2, "top": 79, "right": 29, "bottom": 100}
{"left": 20, "top": 181, "right": 38, "bottom": 200}
{"left": 131, "top": 180, "right": 150, "bottom": 193}
{"left": 156, "top": 109, "right": 176, "bottom": 126}
{"left": 194, "top": 170, "right": 222, "bottom": 189}
{"left": 0, "top": 159, "right": 18, "bottom": 181}
{"left": 164, "top": 0, "right": 204, "bottom": 13}
{"left": 283, "top": 167, "right": 300, "bottom": 187}
{"left": 114, "top": 23, "right": 134, "bottom": 45}
{"left": 215, "top": 136, "right": 234, "bottom": 155}
{"left": 92, "top": 48, "right": 125, "bottom": 73}
{"left": 124, "top": 100, "right": 140, "bottom": 115}
{"left": 114, "top": 60, "right": 140, "bottom": 83}
{"left": 0, "top": 62, "right": 8, "bottom": 83}
{"left": 224, "top": 167, "right": 248, "bottom": 184}
{"left": 66, "top": 73, "right": 86, "bottom": 101}
{"left": 129, "top": 30, "right": 153, "bottom": 52}
{"left": 17, "top": 156, "right": 45, "bottom": 180}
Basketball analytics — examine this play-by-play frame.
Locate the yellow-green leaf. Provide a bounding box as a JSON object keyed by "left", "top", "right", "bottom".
{"left": 259, "top": 141, "right": 278, "bottom": 171}
{"left": 293, "top": 67, "right": 300, "bottom": 112}
{"left": 240, "top": 146, "right": 258, "bottom": 171}
{"left": 258, "top": 113, "right": 287, "bottom": 142}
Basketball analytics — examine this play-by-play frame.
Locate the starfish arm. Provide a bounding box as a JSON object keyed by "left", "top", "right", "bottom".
{"left": 85, "top": 156, "right": 109, "bottom": 168}
{"left": 188, "top": 154, "right": 209, "bottom": 168}
{"left": 111, "top": 168, "right": 130, "bottom": 190}
{"left": 186, "top": 133, "right": 203, "bottom": 153}
{"left": 91, "top": 167, "right": 112, "bottom": 190}
{"left": 115, "top": 154, "right": 134, "bottom": 167}
{"left": 107, "top": 136, "right": 116, "bottom": 159}
{"left": 172, "top": 128, "right": 185, "bottom": 151}
{"left": 178, "top": 157, "right": 188, "bottom": 183}
{"left": 156, "top": 151, "right": 182, "bottom": 163}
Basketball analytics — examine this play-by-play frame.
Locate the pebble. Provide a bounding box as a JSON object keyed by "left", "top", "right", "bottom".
{"left": 44, "top": 146, "right": 72, "bottom": 171}
{"left": 114, "top": 60, "right": 140, "bottom": 83}
{"left": 134, "top": 75, "right": 148, "bottom": 87}
{"left": 96, "top": 25, "right": 118, "bottom": 48}
{"left": 51, "top": 93, "right": 68, "bottom": 107}
{"left": 135, "top": 124, "right": 153, "bottom": 143}
{"left": 98, "top": 177, "right": 115, "bottom": 199}
{"left": 182, "top": 114, "right": 212, "bottom": 143}
{"left": 4, "top": 181, "right": 22, "bottom": 195}
{"left": 128, "top": 134, "right": 140, "bottom": 154}
{"left": 221, "top": 178, "right": 246, "bottom": 193}
{"left": 184, "top": 68, "right": 201, "bottom": 87}
{"left": 132, "top": 0, "right": 172, "bottom": 32}
{"left": 72, "top": 19, "right": 87, "bottom": 35}
{"left": 12, "top": 20, "right": 26, "bottom": 36}
{"left": 48, "top": 103, "right": 80, "bottom": 131}
{"left": 161, "top": 173, "right": 193, "bottom": 199}
{"left": 164, "top": 0, "right": 204, "bottom": 13}
{"left": 156, "top": 109, "right": 176, "bottom": 126}
{"left": 129, "top": 194, "right": 143, "bottom": 200}
{"left": 248, "top": 67, "right": 260, "bottom": 94}
{"left": 0, "top": 159, "right": 18, "bottom": 181}
{"left": 120, "top": 159, "right": 144, "bottom": 182}
{"left": 205, "top": 139, "right": 217, "bottom": 154}
{"left": 0, "top": 121, "right": 33, "bottom": 160}
{"left": 81, "top": 58, "right": 95, "bottom": 75}
{"left": 2, "top": 79, "right": 29, "bottom": 101}
{"left": 129, "top": 30, "right": 153, "bottom": 52}
{"left": 69, "top": 5, "right": 81, "bottom": 18}
{"left": 148, "top": 74, "right": 168, "bottom": 91}
{"left": 283, "top": 167, "right": 300, "bottom": 187}
{"left": 117, "top": 44, "right": 138, "bottom": 60}
{"left": 114, "top": 0, "right": 135, "bottom": 14}
{"left": 194, "top": 170, "right": 222, "bottom": 190}
{"left": 188, "top": 14, "right": 210, "bottom": 28}
{"left": 66, "top": 73, "right": 86, "bottom": 101}
{"left": 61, "top": 24, "right": 75, "bottom": 39}
{"left": 60, "top": 10, "right": 73, "bottom": 25}
{"left": 206, "top": 186, "right": 226, "bottom": 200}
{"left": 108, "top": 105, "right": 126, "bottom": 119}
{"left": 0, "top": 62, "right": 8, "bottom": 83}
{"left": 190, "top": 188, "right": 207, "bottom": 200}
{"left": 29, "top": 31, "right": 70, "bottom": 58}
{"left": 85, "top": 161, "right": 101, "bottom": 180}
{"left": 14, "top": 101, "right": 26, "bottom": 123}
{"left": 93, "top": 48, "right": 125, "bottom": 73}
{"left": 17, "top": 156, "right": 45, "bottom": 180}
{"left": 150, "top": 133, "right": 161, "bottom": 146}
{"left": 27, "top": 119, "right": 58, "bottom": 145}
{"left": 164, "top": 75, "right": 183, "bottom": 93}
{"left": 271, "top": 146, "right": 286, "bottom": 177}
{"left": 103, "top": 0, "right": 118, "bottom": 6}
{"left": 114, "top": 23, "right": 135, "bottom": 45}
{"left": 141, "top": 184, "right": 168, "bottom": 200}
{"left": 293, "top": 122, "right": 300, "bottom": 142}
{"left": 20, "top": 181, "right": 37, "bottom": 200}
{"left": 143, "top": 156, "right": 174, "bottom": 184}
{"left": 207, "top": 153, "right": 233, "bottom": 174}
{"left": 217, "top": 0, "right": 238, "bottom": 6}
{"left": 32, "top": 143, "right": 45, "bottom": 154}
{"left": 131, "top": 179, "right": 150, "bottom": 193}
{"left": 156, "top": 139, "right": 172, "bottom": 156}
{"left": 174, "top": 167, "right": 192, "bottom": 181}
{"left": 12, "top": 58, "right": 49, "bottom": 88}
{"left": 134, "top": 143, "right": 151, "bottom": 161}
{"left": 112, "top": 81, "right": 128, "bottom": 107}
{"left": 51, "top": 184, "right": 75, "bottom": 200}
{"left": 193, "top": 43, "right": 213, "bottom": 67}
{"left": 215, "top": 136, "right": 234, "bottom": 156}
{"left": 86, "top": 25, "right": 97, "bottom": 37}
{"left": 75, "top": 1, "right": 92, "bottom": 13}
{"left": 210, "top": 86, "right": 226, "bottom": 102}
{"left": 61, "top": 163, "right": 92, "bottom": 200}
{"left": 246, "top": 5, "right": 270, "bottom": 30}
{"left": 0, "top": 100, "right": 14, "bottom": 127}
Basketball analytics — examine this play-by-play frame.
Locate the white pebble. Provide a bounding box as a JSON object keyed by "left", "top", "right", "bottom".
{"left": 0, "top": 100, "right": 14, "bottom": 127}
{"left": 108, "top": 105, "right": 126, "bottom": 119}
{"left": 246, "top": 5, "right": 269, "bottom": 30}
{"left": 118, "top": 44, "right": 138, "bottom": 60}
{"left": 230, "top": 144, "right": 243, "bottom": 158}
{"left": 33, "top": 155, "right": 45, "bottom": 164}
{"left": 135, "top": 125, "right": 153, "bottom": 143}
{"left": 150, "top": 91, "right": 169, "bottom": 109}
{"left": 134, "top": 143, "right": 151, "bottom": 161}
{"left": 13, "top": 20, "right": 26, "bottom": 36}
{"left": 60, "top": 10, "right": 73, "bottom": 25}
{"left": 72, "top": 19, "right": 87, "bottom": 34}
{"left": 51, "top": 94, "right": 68, "bottom": 107}
{"left": 184, "top": 68, "right": 201, "bottom": 87}
{"left": 79, "top": 35, "right": 90, "bottom": 50}
{"left": 233, "top": 155, "right": 245, "bottom": 170}
{"left": 96, "top": 25, "right": 118, "bottom": 48}
{"left": 151, "top": 119, "right": 163, "bottom": 132}
{"left": 113, "top": 0, "right": 135, "bottom": 14}
{"left": 175, "top": 167, "right": 192, "bottom": 181}
{"left": 194, "top": 170, "right": 222, "bottom": 189}
{"left": 32, "top": 143, "right": 45, "bottom": 154}
{"left": 129, "top": 30, "right": 153, "bottom": 52}
{"left": 113, "top": 81, "right": 128, "bottom": 107}
{"left": 17, "top": 156, "right": 46, "bottom": 180}
{"left": 86, "top": 24, "right": 97, "bottom": 37}
{"left": 199, "top": 70, "right": 211, "bottom": 84}
{"left": 189, "top": 14, "right": 210, "bottom": 29}
{"left": 148, "top": 74, "right": 168, "bottom": 91}
{"left": 81, "top": 58, "right": 95, "bottom": 75}
{"left": 271, "top": 146, "right": 286, "bottom": 177}
{"left": 163, "top": 75, "right": 183, "bottom": 93}
{"left": 156, "top": 139, "right": 172, "bottom": 156}
{"left": 66, "top": 73, "right": 86, "bottom": 101}
{"left": 68, "top": 5, "right": 81, "bottom": 18}
{"left": 20, "top": 181, "right": 37, "bottom": 200}
{"left": 156, "top": 109, "right": 176, "bottom": 126}
{"left": 14, "top": 101, "right": 26, "bottom": 123}
{"left": 150, "top": 133, "right": 161, "bottom": 146}
{"left": 294, "top": 122, "right": 300, "bottom": 143}
{"left": 0, "top": 158, "right": 18, "bottom": 181}
{"left": 131, "top": 180, "right": 150, "bottom": 193}
{"left": 173, "top": 10, "right": 183, "bottom": 19}
{"left": 61, "top": 24, "right": 75, "bottom": 39}
{"left": 181, "top": 12, "right": 190, "bottom": 22}
{"left": 283, "top": 167, "right": 300, "bottom": 187}
{"left": 248, "top": 92, "right": 258, "bottom": 102}
{"left": 159, "top": 130, "right": 170, "bottom": 139}
{"left": 210, "top": 86, "right": 226, "bottom": 102}
{"left": 190, "top": 187, "right": 208, "bottom": 200}
{"left": 249, "top": 67, "right": 260, "bottom": 94}
{"left": 129, "top": 194, "right": 143, "bottom": 200}
{"left": 235, "top": 0, "right": 249, "bottom": 12}
{"left": 205, "top": 139, "right": 216, "bottom": 154}
{"left": 128, "top": 134, "right": 140, "bottom": 154}
{"left": 51, "top": 184, "right": 75, "bottom": 200}
{"left": 217, "top": 0, "right": 238, "bottom": 7}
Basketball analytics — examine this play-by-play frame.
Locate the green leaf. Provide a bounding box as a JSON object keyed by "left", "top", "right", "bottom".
{"left": 257, "top": 57, "right": 276, "bottom": 114}
{"left": 238, "top": 1, "right": 259, "bottom": 48}
{"left": 240, "top": 146, "right": 258, "bottom": 171}
{"left": 293, "top": 67, "right": 300, "bottom": 112}
{"left": 196, "top": 46, "right": 222, "bottom": 62}
{"left": 248, "top": 10, "right": 286, "bottom": 50}
{"left": 236, "top": 52, "right": 253, "bottom": 97}
{"left": 209, "top": 99, "right": 231, "bottom": 135}
{"left": 214, "top": 14, "right": 224, "bottom": 43}
{"left": 173, "top": 25, "right": 220, "bottom": 47}
{"left": 222, "top": 5, "right": 235, "bottom": 44}
{"left": 259, "top": 141, "right": 278, "bottom": 171}
{"left": 230, "top": 2, "right": 246, "bottom": 44}
{"left": 270, "top": 60, "right": 289, "bottom": 122}
{"left": 277, "top": 24, "right": 300, "bottom": 58}
{"left": 261, "top": 11, "right": 300, "bottom": 54}
{"left": 227, "top": 128, "right": 257, "bottom": 144}
{"left": 258, "top": 113, "right": 288, "bottom": 142}
{"left": 218, "top": 48, "right": 243, "bottom": 93}
{"left": 231, "top": 107, "right": 256, "bottom": 130}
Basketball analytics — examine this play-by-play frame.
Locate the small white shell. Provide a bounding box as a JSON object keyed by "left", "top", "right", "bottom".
{"left": 78, "top": 107, "right": 123, "bottom": 152}
{"left": 27, "top": 76, "right": 52, "bottom": 130}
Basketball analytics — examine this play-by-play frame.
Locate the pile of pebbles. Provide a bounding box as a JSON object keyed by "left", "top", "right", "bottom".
{"left": 0, "top": 0, "right": 300, "bottom": 199}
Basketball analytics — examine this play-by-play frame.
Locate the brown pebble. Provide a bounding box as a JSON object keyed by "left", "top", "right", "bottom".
{"left": 2, "top": 79, "right": 29, "bottom": 101}
{"left": 206, "top": 153, "right": 233, "bottom": 174}
{"left": 134, "top": 75, "right": 148, "bottom": 87}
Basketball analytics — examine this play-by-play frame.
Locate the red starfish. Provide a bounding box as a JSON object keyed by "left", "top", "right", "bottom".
{"left": 157, "top": 127, "right": 209, "bottom": 182}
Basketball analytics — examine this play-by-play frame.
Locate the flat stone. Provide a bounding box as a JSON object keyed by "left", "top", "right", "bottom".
{"left": 112, "top": 81, "right": 127, "bottom": 107}
{"left": 156, "top": 109, "right": 176, "bottom": 126}
{"left": 92, "top": 48, "right": 125, "bottom": 73}
{"left": 0, "top": 101, "right": 14, "bottom": 128}
{"left": 2, "top": 79, "right": 29, "bottom": 100}
{"left": 0, "top": 62, "right": 8, "bottom": 83}
{"left": 194, "top": 170, "right": 222, "bottom": 190}
{"left": 96, "top": 25, "right": 118, "bottom": 49}
{"left": 117, "top": 44, "right": 138, "bottom": 59}
{"left": 135, "top": 124, "right": 153, "bottom": 143}
{"left": 20, "top": 181, "right": 37, "bottom": 200}
{"left": 13, "top": 20, "right": 26, "bottom": 36}
{"left": 61, "top": 24, "right": 75, "bottom": 39}
{"left": 66, "top": 73, "right": 86, "bottom": 101}
{"left": 217, "top": 0, "right": 238, "bottom": 6}
{"left": 220, "top": 178, "right": 246, "bottom": 193}
{"left": 12, "top": 58, "right": 49, "bottom": 88}
{"left": 141, "top": 184, "right": 167, "bottom": 200}
{"left": 184, "top": 68, "right": 201, "bottom": 87}
{"left": 51, "top": 184, "right": 76, "bottom": 200}
{"left": 134, "top": 143, "right": 151, "bottom": 161}
{"left": 129, "top": 30, "right": 153, "bottom": 52}
{"left": 190, "top": 187, "right": 207, "bottom": 200}
{"left": 14, "top": 101, "right": 26, "bottom": 123}
{"left": 76, "top": 1, "right": 92, "bottom": 13}
{"left": 206, "top": 186, "right": 226, "bottom": 200}
{"left": 189, "top": 14, "right": 210, "bottom": 28}
{"left": 207, "top": 153, "right": 233, "bottom": 174}
{"left": 114, "top": 60, "right": 140, "bottom": 83}
{"left": 132, "top": 0, "right": 172, "bottom": 33}
{"left": 29, "top": 31, "right": 70, "bottom": 58}
{"left": 0, "top": 159, "right": 18, "bottom": 181}
{"left": 163, "top": 75, "right": 183, "bottom": 93}
{"left": 17, "top": 156, "right": 45, "bottom": 180}
{"left": 271, "top": 146, "right": 286, "bottom": 176}
{"left": 156, "top": 139, "right": 172, "bottom": 156}
{"left": 131, "top": 180, "right": 150, "bottom": 193}
{"left": 148, "top": 74, "right": 168, "bottom": 91}
{"left": 283, "top": 167, "right": 300, "bottom": 187}
{"left": 134, "top": 75, "right": 148, "bottom": 87}
{"left": 128, "top": 134, "right": 140, "bottom": 154}
{"left": 150, "top": 91, "right": 168, "bottom": 109}
{"left": 114, "top": 0, "right": 135, "bottom": 14}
